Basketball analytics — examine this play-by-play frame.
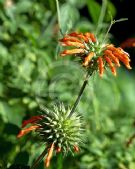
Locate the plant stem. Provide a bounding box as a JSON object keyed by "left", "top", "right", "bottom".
{"left": 30, "top": 148, "right": 47, "bottom": 169}
{"left": 102, "top": 18, "right": 128, "bottom": 45}
{"left": 55, "top": 0, "right": 64, "bottom": 36}
{"left": 68, "top": 72, "right": 91, "bottom": 117}
{"left": 96, "top": 0, "right": 107, "bottom": 35}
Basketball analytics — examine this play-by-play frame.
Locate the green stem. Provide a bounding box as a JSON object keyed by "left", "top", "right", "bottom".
{"left": 102, "top": 18, "right": 128, "bottom": 44}
{"left": 30, "top": 148, "right": 47, "bottom": 169}
{"left": 55, "top": 0, "right": 64, "bottom": 36}
{"left": 68, "top": 72, "right": 91, "bottom": 117}
{"left": 102, "top": 20, "right": 114, "bottom": 44}
{"left": 96, "top": 0, "right": 107, "bottom": 35}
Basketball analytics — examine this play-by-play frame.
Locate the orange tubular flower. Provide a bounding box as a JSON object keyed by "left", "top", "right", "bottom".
{"left": 22, "top": 115, "right": 43, "bottom": 128}
{"left": 59, "top": 32, "right": 132, "bottom": 77}
{"left": 82, "top": 52, "right": 94, "bottom": 66}
{"left": 17, "top": 115, "right": 43, "bottom": 138}
{"left": 60, "top": 49, "right": 84, "bottom": 56}
{"left": 17, "top": 125, "right": 39, "bottom": 138}
{"left": 45, "top": 143, "right": 55, "bottom": 168}
{"left": 97, "top": 57, "right": 104, "bottom": 77}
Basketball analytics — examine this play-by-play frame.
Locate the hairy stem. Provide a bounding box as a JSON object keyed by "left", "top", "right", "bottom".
{"left": 68, "top": 72, "right": 91, "bottom": 117}
{"left": 30, "top": 148, "right": 47, "bottom": 169}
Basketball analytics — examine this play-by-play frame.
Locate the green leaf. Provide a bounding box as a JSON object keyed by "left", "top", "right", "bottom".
{"left": 15, "top": 1, "right": 32, "bottom": 14}
{"left": 60, "top": 4, "right": 80, "bottom": 33}
{"left": 68, "top": 0, "right": 86, "bottom": 8}
{"left": 87, "top": 0, "right": 101, "bottom": 24}
{"left": 18, "top": 58, "right": 35, "bottom": 82}
{"left": 0, "top": 101, "right": 25, "bottom": 126}
{"left": 105, "top": 0, "right": 116, "bottom": 21}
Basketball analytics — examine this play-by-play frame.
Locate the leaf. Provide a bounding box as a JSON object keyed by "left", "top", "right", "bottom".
{"left": 68, "top": 0, "right": 86, "bottom": 8}
{"left": 0, "top": 101, "right": 25, "bottom": 126}
{"left": 87, "top": 0, "right": 101, "bottom": 24}
{"left": 60, "top": 4, "right": 80, "bottom": 33}
{"left": 15, "top": 1, "right": 32, "bottom": 14}
{"left": 18, "top": 58, "right": 35, "bottom": 82}
{"left": 105, "top": 0, "right": 116, "bottom": 21}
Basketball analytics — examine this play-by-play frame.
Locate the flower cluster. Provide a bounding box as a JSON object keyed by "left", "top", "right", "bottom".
{"left": 60, "top": 32, "right": 131, "bottom": 77}
{"left": 17, "top": 104, "right": 83, "bottom": 168}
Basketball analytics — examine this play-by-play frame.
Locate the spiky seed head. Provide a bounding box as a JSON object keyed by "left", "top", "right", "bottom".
{"left": 36, "top": 103, "right": 83, "bottom": 154}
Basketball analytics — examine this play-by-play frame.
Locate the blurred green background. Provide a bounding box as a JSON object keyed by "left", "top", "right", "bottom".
{"left": 0, "top": 0, "right": 135, "bottom": 169}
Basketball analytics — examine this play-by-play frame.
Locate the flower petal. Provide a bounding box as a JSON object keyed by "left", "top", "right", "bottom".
{"left": 82, "top": 52, "right": 94, "bottom": 66}
{"left": 97, "top": 57, "right": 104, "bottom": 77}
{"left": 85, "top": 33, "right": 96, "bottom": 42}
{"left": 22, "top": 115, "right": 43, "bottom": 128}
{"left": 17, "top": 125, "right": 39, "bottom": 138}
{"left": 68, "top": 32, "right": 89, "bottom": 42}
{"left": 61, "top": 41, "right": 85, "bottom": 48}
{"left": 104, "top": 56, "right": 117, "bottom": 76}
{"left": 59, "top": 37, "right": 82, "bottom": 43}
{"left": 104, "top": 50, "right": 120, "bottom": 67}
{"left": 60, "top": 49, "right": 84, "bottom": 56}
{"left": 113, "top": 51, "right": 132, "bottom": 69}
{"left": 45, "top": 143, "right": 55, "bottom": 168}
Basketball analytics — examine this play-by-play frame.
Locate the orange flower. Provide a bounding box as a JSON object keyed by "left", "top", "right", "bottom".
{"left": 82, "top": 52, "right": 95, "bottom": 66}
{"left": 97, "top": 57, "right": 104, "bottom": 77}
{"left": 17, "top": 125, "right": 39, "bottom": 138}
{"left": 21, "top": 115, "right": 43, "bottom": 128}
{"left": 17, "top": 115, "right": 55, "bottom": 168}
{"left": 60, "top": 32, "right": 132, "bottom": 77}
{"left": 45, "top": 143, "right": 55, "bottom": 167}
{"left": 121, "top": 38, "right": 135, "bottom": 48}
{"left": 60, "top": 49, "right": 84, "bottom": 56}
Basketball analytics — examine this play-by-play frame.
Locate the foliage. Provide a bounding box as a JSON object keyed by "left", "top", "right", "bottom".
{"left": 0, "top": 0, "right": 135, "bottom": 169}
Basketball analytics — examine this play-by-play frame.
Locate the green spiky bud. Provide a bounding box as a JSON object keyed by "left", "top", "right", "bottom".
{"left": 36, "top": 103, "right": 83, "bottom": 154}
{"left": 17, "top": 103, "right": 83, "bottom": 168}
